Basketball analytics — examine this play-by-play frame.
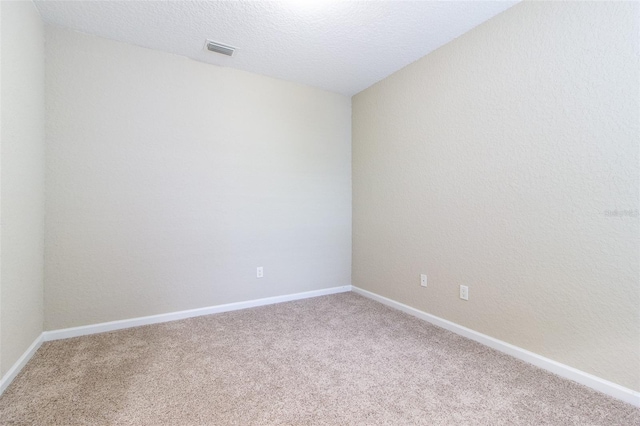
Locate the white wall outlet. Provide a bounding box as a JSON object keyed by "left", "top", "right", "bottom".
{"left": 257, "top": 267, "right": 263, "bottom": 278}
{"left": 460, "top": 285, "right": 469, "bottom": 300}
{"left": 420, "top": 274, "right": 427, "bottom": 287}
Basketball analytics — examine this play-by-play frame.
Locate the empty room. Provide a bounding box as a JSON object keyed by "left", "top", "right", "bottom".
{"left": 0, "top": 0, "right": 638, "bottom": 424}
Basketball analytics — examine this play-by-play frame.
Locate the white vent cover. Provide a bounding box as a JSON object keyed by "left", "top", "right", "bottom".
{"left": 205, "top": 40, "right": 235, "bottom": 56}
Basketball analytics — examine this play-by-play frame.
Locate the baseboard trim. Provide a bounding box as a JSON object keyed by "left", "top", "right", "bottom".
{"left": 351, "top": 286, "right": 640, "bottom": 408}
{"left": 0, "top": 334, "right": 43, "bottom": 395}
{"left": 7, "top": 285, "right": 637, "bottom": 407}
{"left": 1, "top": 285, "right": 351, "bottom": 397}
{"left": 43, "top": 285, "right": 352, "bottom": 342}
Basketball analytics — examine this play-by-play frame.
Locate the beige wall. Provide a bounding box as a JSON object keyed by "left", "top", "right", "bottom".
{"left": 352, "top": 1, "right": 639, "bottom": 391}
{"left": 0, "top": 1, "right": 45, "bottom": 377}
{"left": 44, "top": 26, "right": 352, "bottom": 330}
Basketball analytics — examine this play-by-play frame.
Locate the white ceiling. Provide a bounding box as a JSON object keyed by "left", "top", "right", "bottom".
{"left": 34, "top": 1, "right": 518, "bottom": 96}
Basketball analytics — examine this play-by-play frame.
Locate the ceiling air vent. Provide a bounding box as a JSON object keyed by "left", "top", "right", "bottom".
{"left": 205, "top": 40, "right": 235, "bottom": 57}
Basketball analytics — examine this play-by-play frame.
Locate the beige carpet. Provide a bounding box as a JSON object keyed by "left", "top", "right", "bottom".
{"left": 0, "top": 293, "right": 638, "bottom": 425}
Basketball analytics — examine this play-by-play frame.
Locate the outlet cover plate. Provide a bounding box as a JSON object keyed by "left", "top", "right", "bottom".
{"left": 420, "top": 274, "right": 428, "bottom": 287}
{"left": 460, "top": 285, "right": 469, "bottom": 300}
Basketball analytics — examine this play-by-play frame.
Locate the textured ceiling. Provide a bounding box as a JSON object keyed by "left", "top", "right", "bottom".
{"left": 34, "top": 1, "right": 518, "bottom": 96}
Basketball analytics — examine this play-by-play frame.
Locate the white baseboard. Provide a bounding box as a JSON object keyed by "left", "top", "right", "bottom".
{"left": 43, "top": 285, "right": 352, "bottom": 342}
{"left": 6, "top": 285, "right": 637, "bottom": 408}
{"left": 0, "top": 334, "right": 43, "bottom": 395}
{"left": 1, "top": 285, "right": 351, "bottom": 397}
{"left": 351, "top": 286, "right": 640, "bottom": 408}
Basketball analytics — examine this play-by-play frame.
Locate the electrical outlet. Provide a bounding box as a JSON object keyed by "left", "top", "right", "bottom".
{"left": 257, "top": 267, "right": 263, "bottom": 278}
{"left": 460, "top": 285, "right": 469, "bottom": 301}
{"left": 420, "top": 274, "right": 427, "bottom": 287}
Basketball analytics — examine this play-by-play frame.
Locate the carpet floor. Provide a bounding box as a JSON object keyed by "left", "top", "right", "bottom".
{"left": 0, "top": 293, "right": 638, "bottom": 425}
